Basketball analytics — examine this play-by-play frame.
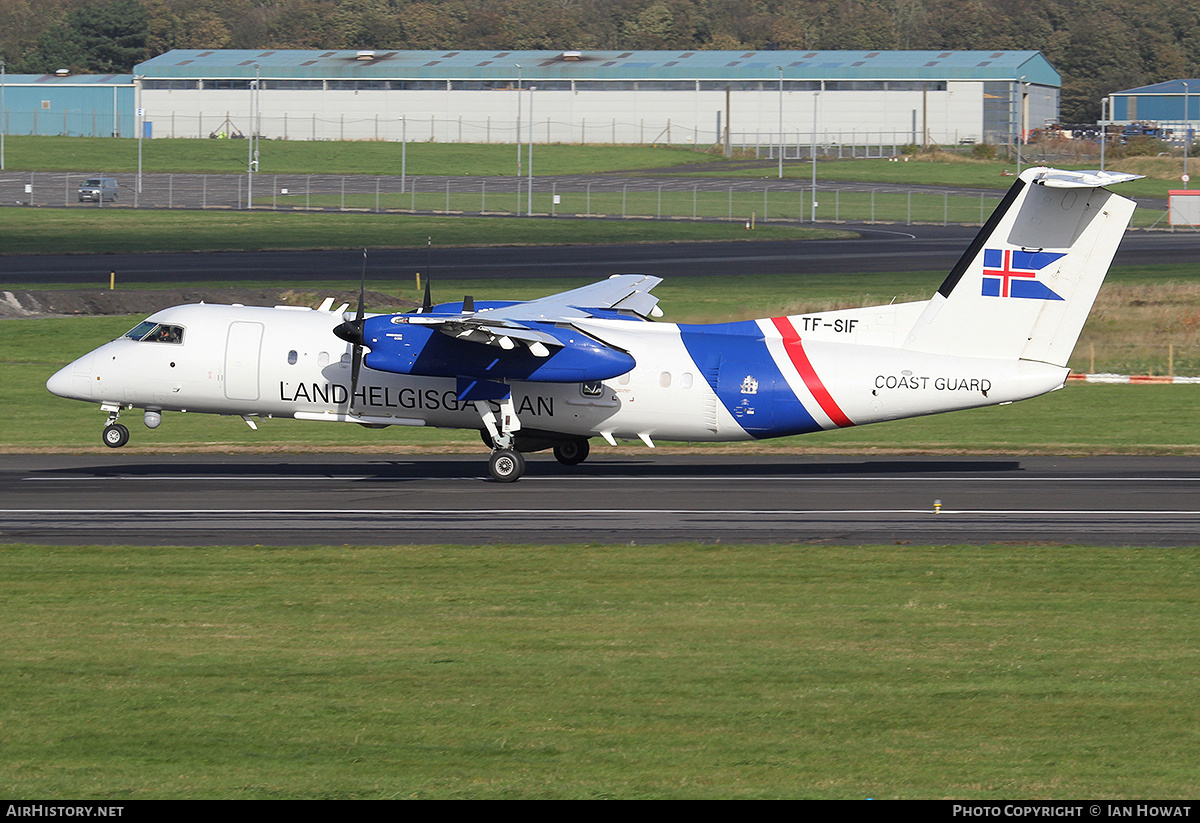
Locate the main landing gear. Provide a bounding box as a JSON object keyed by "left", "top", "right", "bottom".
{"left": 476, "top": 395, "right": 592, "bottom": 482}
{"left": 552, "top": 438, "right": 590, "bottom": 466}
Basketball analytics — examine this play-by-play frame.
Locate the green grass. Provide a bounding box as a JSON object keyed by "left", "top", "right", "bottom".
{"left": 0, "top": 208, "right": 840, "bottom": 255}
{"left": 0, "top": 208, "right": 844, "bottom": 255}
{"left": 1, "top": 135, "right": 724, "bottom": 177}
{"left": 2, "top": 541, "right": 1198, "bottom": 798}
{"left": 695, "top": 157, "right": 1180, "bottom": 201}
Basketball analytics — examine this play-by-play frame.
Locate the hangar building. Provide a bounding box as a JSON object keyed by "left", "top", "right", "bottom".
{"left": 127, "top": 48, "right": 1060, "bottom": 150}
{"left": 0, "top": 73, "right": 134, "bottom": 137}
{"left": 1109, "top": 79, "right": 1199, "bottom": 130}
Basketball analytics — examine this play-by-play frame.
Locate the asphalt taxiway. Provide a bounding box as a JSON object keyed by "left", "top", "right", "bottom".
{"left": 6, "top": 226, "right": 1200, "bottom": 286}
{"left": 3, "top": 453, "right": 1199, "bottom": 546}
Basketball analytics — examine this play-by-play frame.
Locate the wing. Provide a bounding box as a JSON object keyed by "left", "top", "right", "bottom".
{"left": 398, "top": 273, "right": 663, "bottom": 356}
{"left": 356, "top": 274, "right": 661, "bottom": 384}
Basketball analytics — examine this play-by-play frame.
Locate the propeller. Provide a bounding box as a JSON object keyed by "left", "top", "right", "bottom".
{"left": 333, "top": 250, "right": 368, "bottom": 410}
{"left": 419, "top": 235, "right": 433, "bottom": 313}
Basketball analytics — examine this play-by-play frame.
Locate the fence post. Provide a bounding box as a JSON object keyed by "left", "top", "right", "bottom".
{"left": 622, "top": 184, "right": 627, "bottom": 218}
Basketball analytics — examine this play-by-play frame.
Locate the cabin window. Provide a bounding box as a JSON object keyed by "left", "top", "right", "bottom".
{"left": 681, "top": 372, "right": 694, "bottom": 389}
{"left": 660, "top": 372, "right": 672, "bottom": 388}
{"left": 287, "top": 350, "right": 298, "bottom": 365}
{"left": 317, "top": 351, "right": 330, "bottom": 367}
{"left": 618, "top": 374, "right": 630, "bottom": 385}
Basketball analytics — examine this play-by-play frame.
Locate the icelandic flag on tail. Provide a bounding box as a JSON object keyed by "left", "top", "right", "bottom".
{"left": 981, "top": 249, "right": 1066, "bottom": 301}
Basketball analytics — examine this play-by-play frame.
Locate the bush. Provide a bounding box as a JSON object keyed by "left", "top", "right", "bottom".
{"left": 972, "top": 142, "right": 997, "bottom": 159}
{"left": 1123, "top": 136, "right": 1171, "bottom": 157}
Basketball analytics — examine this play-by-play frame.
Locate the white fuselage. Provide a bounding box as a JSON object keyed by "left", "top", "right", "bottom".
{"left": 47, "top": 300, "right": 1069, "bottom": 445}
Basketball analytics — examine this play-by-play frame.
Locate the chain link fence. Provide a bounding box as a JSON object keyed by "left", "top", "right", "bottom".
{"left": 4, "top": 169, "right": 1188, "bottom": 230}
{"left": 0, "top": 169, "right": 1029, "bottom": 226}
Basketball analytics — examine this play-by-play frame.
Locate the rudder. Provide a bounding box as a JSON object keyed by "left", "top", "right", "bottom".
{"left": 902, "top": 167, "right": 1140, "bottom": 367}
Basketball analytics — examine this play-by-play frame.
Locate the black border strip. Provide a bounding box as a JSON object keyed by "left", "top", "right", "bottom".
{"left": 936, "top": 177, "right": 1028, "bottom": 298}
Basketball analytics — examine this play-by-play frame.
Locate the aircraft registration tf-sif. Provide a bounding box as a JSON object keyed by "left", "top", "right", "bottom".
{"left": 48, "top": 167, "right": 1139, "bottom": 481}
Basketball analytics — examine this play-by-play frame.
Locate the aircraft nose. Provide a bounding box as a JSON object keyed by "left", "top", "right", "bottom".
{"left": 46, "top": 364, "right": 77, "bottom": 398}
{"left": 46, "top": 352, "right": 96, "bottom": 400}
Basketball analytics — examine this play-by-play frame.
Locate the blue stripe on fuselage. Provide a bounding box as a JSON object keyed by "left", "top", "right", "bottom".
{"left": 677, "top": 321, "right": 823, "bottom": 438}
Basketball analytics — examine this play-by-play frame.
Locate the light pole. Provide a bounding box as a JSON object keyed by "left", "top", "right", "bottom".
{"left": 1016, "top": 76, "right": 1026, "bottom": 176}
{"left": 247, "top": 64, "right": 259, "bottom": 209}
{"left": 136, "top": 75, "right": 143, "bottom": 195}
{"left": 811, "top": 84, "right": 819, "bottom": 222}
{"left": 1184, "top": 81, "right": 1190, "bottom": 190}
{"left": 777, "top": 66, "right": 783, "bottom": 180}
{"left": 1100, "top": 97, "right": 1109, "bottom": 171}
{"left": 515, "top": 64, "right": 522, "bottom": 180}
{"left": 1, "top": 57, "right": 6, "bottom": 171}
{"left": 527, "top": 84, "right": 535, "bottom": 216}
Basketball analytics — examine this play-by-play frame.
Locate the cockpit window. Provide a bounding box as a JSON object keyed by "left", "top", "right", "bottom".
{"left": 124, "top": 321, "right": 184, "bottom": 344}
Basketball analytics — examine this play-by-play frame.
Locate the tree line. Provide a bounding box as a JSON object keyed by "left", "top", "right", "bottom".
{"left": 2, "top": 0, "right": 1198, "bottom": 123}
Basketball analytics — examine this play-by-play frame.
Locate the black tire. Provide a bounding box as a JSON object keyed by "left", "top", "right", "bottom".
{"left": 488, "top": 449, "right": 525, "bottom": 482}
{"left": 553, "top": 438, "right": 590, "bottom": 466}
{"left": 102, "top": 423, "right": 129, "bottom": 449}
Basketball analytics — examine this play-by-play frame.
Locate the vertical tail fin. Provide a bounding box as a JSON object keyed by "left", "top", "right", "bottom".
{"left": 903, "top": 167, "right": 1140, "bottom": 366}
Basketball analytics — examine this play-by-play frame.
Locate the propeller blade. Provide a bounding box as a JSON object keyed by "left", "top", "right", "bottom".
{"left": 350, "top": 343, "right": 362, "bottom": 403}
{"left": 334, "top": 249, "right": 369, "bottom": 412}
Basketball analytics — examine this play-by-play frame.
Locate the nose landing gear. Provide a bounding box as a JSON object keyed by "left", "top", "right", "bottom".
{"left": 102, "top": 422, "right": 130, "bottom": 448}
{"left": 101, "top": 407, "right": 130, "bottom": 448}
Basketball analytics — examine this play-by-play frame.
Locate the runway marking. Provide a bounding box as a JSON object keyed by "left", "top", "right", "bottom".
{"left": 21, "top": 475, "right": 1200, "bottom": 483}
{"left": 6, "top": 508, "right": 1200, "bottom": 516}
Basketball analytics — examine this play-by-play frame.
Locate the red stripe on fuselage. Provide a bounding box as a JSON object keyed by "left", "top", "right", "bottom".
{"left": 770, "top": 317, "right": 855, "bottom": 428}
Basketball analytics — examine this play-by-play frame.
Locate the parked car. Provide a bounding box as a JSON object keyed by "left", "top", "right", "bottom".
{"left": 78, "top": 177, "right": 118, "bottom": 202}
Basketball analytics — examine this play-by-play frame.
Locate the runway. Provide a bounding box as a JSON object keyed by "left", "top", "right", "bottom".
{"left": 3, "top": 454, "right": 1199, "bottom": 546}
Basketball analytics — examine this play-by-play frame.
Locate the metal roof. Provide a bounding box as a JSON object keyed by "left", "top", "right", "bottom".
{"left": 1112, "top": 79, "right": 1200, "bottom": 95}
{"left": 136, "top": 49, "right": 1060, "bottom": 85}
{"left": 1, "top": 73, "right": 133, "bottom": 86}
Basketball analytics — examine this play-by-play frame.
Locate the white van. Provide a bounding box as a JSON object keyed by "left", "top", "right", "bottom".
{"left": 78, "top": 177, "right": 118, "bottom": 203}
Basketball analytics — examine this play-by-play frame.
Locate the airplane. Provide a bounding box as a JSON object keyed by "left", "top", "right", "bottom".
{"left": 47, "top": 166, "right": 1140, "bottom": 482}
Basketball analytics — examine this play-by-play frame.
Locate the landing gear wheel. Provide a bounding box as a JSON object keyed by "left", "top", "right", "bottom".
{"left": 102, "top": 423, "right": 130, "bottom": 449}
{"left": 553, "top": 439, "right": 590, "bottom": 466}
{"left": 488, "top": 449, "right": 525, "bottom": 482}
